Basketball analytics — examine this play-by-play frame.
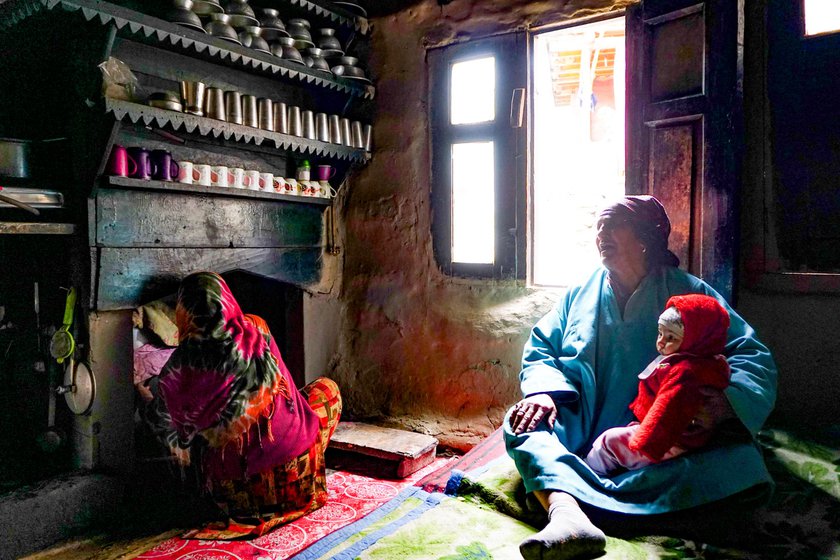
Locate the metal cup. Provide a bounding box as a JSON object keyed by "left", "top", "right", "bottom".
{"left": 180, "top": 80, "right": 206, "bottom": 116}
{"left": 328, "top": 114, "right": 342, "bottom": 144}
{"left": 315, "top": 112, "right": 329, "bottom": 142}
{"left": 225, "top": 90, "right": 243, "bottom": 125}
{"left": 351, "top": 120, "right": 364, "bottom": 148}
{"left": 340, "top": 118, "right": 352, "bottom": 147}
{"left": 258, "top": 98, "right": 274, "bottom": 131}
{"left": 274, "top": 102, "right": 288, "bottom": 134}
{"left": 363, "top": 124, "right": 373, "bottom": 152}
{"left": 288, "top": 106, "right": 302, "bottom": 136}
{"left": 301, "top": 110, "right": 316, "bottom": 140}
{"left": 242, "top": 95, "right": 259, "bottom": 128}
{"left": 205, "top": 87, "right": 226, "bottom": 121}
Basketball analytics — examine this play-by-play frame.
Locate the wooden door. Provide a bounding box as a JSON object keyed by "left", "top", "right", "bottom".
{"left": 626, "top": 0, "right": 742, "bottom": 301}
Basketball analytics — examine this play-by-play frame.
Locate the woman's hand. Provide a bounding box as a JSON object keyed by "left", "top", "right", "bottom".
{"left": 170, "top": 445, "right": 191, "bottom": 467}
{"left": 510, "top": 393, "right": 558, "bottom": 435}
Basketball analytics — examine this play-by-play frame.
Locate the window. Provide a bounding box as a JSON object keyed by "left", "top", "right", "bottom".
{"left": 430, "top": 19, "right": 625, "bottom": 285}
{"left": 803, "top": 0, "right": 840, "bottom": 36}
{"left": 429, "top": 34, "right": 526, "bottom": 279}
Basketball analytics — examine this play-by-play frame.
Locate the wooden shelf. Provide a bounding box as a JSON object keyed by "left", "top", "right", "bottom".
{"left": 105, "top": 98, "right": 369, "bottom": 163}
{"left": 0, "top": 222, "right": 77, "bottom": 235}
{"left": 103, "top": 175, "right": 332, "bottom": 207}
{"left": 0, "top": 0, "right": 374, "bottom": 99}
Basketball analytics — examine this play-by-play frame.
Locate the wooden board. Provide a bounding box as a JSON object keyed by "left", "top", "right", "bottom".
{"left": 93, "top": 246, "right": 321, "bottom": 309}
{"left": 327, "top": 422, "right": 438, "bottom": 478}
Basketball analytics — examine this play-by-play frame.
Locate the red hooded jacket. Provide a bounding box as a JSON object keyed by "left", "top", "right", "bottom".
{"left": 627, "top": 294, "right": 731, "bottom": 462}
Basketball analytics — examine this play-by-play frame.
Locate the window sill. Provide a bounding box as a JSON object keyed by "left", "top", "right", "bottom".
{"left": 751, "top": 272, "right": 840, "bottom": 294}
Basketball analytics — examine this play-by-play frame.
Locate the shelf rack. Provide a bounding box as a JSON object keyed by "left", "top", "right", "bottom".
{"left": 0, "top": 0, "right": 375, "bottom": 99}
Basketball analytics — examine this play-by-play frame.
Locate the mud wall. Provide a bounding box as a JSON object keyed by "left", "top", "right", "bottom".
{"left": 330, "top": 0, "right": 633, "bottom": 450}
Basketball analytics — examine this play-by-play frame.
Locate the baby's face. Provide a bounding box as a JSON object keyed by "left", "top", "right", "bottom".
{"left": 656, "top": 326, "right": 683, "bottom": 355}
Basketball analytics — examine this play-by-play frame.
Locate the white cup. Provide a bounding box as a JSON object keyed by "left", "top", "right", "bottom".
{"left": 258, "top": 172, "right": 274, "bottom": 191}
{"left": 300, "top": 180, "right": 320, "bottom": 197}
{"left": 319, "top": 180, "right": 337, "bottom": 198}
{"left": 244, "top": 169, "right": 261, "bottom": 190}
{"left": 272, "top": 175, "right": 286, "bottom": 193}
{"left": 178, "top": 161, "right": 194, "bottom": 184}
{"left": 230, "top": 167, "right": 246, "bottom": 189}
{"left": 284, "top": 178, "right": 300, "bottom": 196}
{"left": 211, "top": 165, "right": 231, "bottom": 187}
{"left": 193, "top": 164, "right": 212, "bottom": 186}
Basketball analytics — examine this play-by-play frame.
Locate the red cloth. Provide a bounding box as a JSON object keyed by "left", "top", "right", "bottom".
{"left": 628, "top": 294, "right": 731, "bottom": 461}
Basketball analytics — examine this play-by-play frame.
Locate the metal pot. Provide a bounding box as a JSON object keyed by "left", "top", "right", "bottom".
{"left": 0, "top": 137, "right": 67, "bottom": 181}
{"left": 0, "top": 138, "right": 33, "bottom": 179}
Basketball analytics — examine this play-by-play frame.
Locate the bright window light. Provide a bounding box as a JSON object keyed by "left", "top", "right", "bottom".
{"left": 804, "top": 0, "right": 840, "bottom": 36}
{"left": 451, "top": 57, "right": 495, "bottom": 124}
{"left": 532, "top": 17, "right": 626, "bottom": 286}
{"left": 451, "top": 142, "right": 494, "bottom": 264}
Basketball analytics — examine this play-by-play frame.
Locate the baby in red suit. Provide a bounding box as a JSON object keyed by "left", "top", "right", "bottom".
{"left": 585, "top": 293, "right": 731, "bottom": 476}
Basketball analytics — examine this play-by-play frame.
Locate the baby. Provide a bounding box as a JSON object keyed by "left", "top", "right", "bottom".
{"left": 586, "top": 293, "right": 731, "bottom": 475}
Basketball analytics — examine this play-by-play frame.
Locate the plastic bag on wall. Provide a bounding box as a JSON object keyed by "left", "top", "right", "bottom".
{"left": 98, "top": 56, "right": 139, "bottom": 101}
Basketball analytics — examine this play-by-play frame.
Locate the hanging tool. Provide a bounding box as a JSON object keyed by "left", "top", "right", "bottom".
{"left": 49, "top": 287, "right": 76, "bottom": 364}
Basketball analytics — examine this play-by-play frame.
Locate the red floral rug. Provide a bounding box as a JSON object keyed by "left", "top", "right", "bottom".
{"left": 136, "top": 457, "right": 455, "bottom": 560}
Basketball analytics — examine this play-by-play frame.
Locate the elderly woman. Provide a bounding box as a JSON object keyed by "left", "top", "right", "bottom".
{"left": 143, "top": 271, "right": 341, "bottom": 539}
{"left": 505, "top": 196, "right": 776, "bottom": 559}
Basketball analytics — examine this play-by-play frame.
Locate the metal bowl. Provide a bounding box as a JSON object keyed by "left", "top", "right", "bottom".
{"left": 191, "top": 0, "right": 223, "bottom": 15}
{"left": 259, "top": 8, "right": 289, "bottom": 41}
{"left": 224, "top": 0, "right": 259, "bottom": 29}
{"left": 239, "top": 26, "right": 271, "bottom": 54}
{"left": 271, "top": 37, "right": 304, "bottom": 64}
{"left": 148, "top": 91, "right": 184, "bottom": 111}
{"left": 286, "top": 18, "right": 312, "bottom": 42}
{"left": 205, "top": 13, "right": 240, "bottom": 44}
{"left": 166, "top": 6, "right": 206, "bottom": 32}
{"left": 331, "top": 64, "right": 365, "bottom": 79}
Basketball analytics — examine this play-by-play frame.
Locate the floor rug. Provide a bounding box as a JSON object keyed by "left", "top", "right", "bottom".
{"left": 135, "top": 457, "right": 456, "bottom": 560}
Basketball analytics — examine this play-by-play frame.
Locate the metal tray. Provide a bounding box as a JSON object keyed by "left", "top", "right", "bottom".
{"left": 0, "top": 187, "right": 64, "bottom": 208}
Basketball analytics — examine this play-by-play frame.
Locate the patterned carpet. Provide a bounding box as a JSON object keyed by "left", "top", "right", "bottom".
{"left": 135, "top": 457, "right": 456, "bottom": 560}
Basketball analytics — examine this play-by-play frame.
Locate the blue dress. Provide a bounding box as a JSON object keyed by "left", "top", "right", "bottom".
{"left": 504, "top": 266, "right": 777, "bottom": 514}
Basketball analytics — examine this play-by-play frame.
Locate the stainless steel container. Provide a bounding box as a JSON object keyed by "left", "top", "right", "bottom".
{"left": 288, "top": 106, "right": 302, "bottom": 136}
{"left": 258, "top": 98, "right": 274, "bottom": 131}
{"left": 205, "top": 87, "right": 226, "bottom": 121}
{"left": 274, "top": 102, "right": 288, "bottom": 134}
{"left": 363, "top": 124, "right": 373, "bottom": 152}
{"left": 225, "top": 90, "right": 243, "bottom": 125}
{"left": 315, "top": 113, "right": 330, "bottom": 142}
{"left": 301, "top": 110, "right": 316, "bottom": 140}
{"left": 340, "top": 118, "right": 352, "bottom": 147}
{"left": 180, "top": 80, "right": 206, "bottom": 116}
{"left": 351, "top": 120, "right": 364, "bottom": 148}
{"left": 328, "top": 115, "right": 342, "bottom": 144}
{"left": 242, "top": 95, "right": 259, "bottom": 127}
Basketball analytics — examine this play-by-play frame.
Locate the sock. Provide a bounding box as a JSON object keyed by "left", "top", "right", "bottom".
{"left": 519, "top": 497, "right": 607, "bottom": 560}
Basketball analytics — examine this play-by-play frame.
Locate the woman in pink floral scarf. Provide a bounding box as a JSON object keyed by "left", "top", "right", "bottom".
{"left": 144, "top": 271, "right": 341, "bottom": 539}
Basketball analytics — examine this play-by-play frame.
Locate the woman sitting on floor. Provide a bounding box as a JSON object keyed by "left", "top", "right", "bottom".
{"left": 143, "top": 271, "right": 342, "bottom": 539}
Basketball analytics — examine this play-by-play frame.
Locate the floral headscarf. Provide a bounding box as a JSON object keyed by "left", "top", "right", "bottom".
{"left": 159, "top": 272, "right": 291, "bottom": 450}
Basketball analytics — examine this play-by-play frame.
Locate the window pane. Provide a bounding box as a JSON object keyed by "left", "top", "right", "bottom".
{"left": 804, "top": 0, "right": 840, "bottom": 36}
{"left": 451, "top": 57, "right": 495, "bottom": 124}
{"left": 532, "top": 18, "right": 626, "bottom": 286}
{"left": 451, "top": 142, "right": 494, "bottom": 264}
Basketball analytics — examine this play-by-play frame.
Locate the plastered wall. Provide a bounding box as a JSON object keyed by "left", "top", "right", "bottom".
{"left": 330, "top": 0, "right": 634, "bottom": 450}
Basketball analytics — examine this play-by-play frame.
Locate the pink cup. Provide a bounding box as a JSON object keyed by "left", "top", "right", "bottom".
{"left": 316, "top": 164, "right": 335, "bottom": 182}
{"left": 107, "top": 145, "right": 137, "bottom": 177}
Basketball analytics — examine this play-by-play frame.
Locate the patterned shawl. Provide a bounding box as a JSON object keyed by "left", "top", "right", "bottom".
{"left": 159, "top": 271, "right": 291, "bottom": 451}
